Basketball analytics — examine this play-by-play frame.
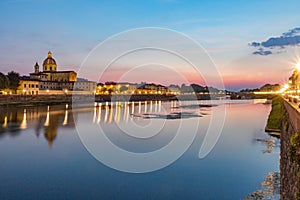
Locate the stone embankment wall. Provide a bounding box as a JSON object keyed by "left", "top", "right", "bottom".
{"left": 281, "top": 100, "right": 300, "bottom": 199}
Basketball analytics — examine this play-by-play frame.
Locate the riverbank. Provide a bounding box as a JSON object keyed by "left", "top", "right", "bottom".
{"left": 280, "top": 98, "right": 300, "bottom": 199}
{"left": 0, "top": 93, "right": 225, "bottom": 107}
{"left": 265, "top": 96, "right": 285, "bottom": 133}
{"left": 0, "top": 93, "right": 276, "bottom": 107}
{"left": 0, "top": 94, "right": 74, "bottom": 107}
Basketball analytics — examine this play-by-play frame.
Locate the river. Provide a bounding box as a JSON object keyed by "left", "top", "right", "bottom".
{"left": 0, "top": 100, "right": 279, "bottom": 199}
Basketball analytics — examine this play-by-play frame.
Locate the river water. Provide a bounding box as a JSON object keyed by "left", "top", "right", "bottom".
{"left": 0, "top": 100, "right": 279, "bottom": 199}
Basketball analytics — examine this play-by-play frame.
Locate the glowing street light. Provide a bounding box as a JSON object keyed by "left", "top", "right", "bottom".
{"left": 297, "top": 62, "right": 300, "bottom": 71}
{"left": 279, "top": 83, "right": 289, "bottom": 93}
{"left": 284, "top": 84, "right": 289, "bottom": 89}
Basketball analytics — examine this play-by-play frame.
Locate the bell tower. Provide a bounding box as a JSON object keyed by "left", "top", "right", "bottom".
{"left": 34, "top": 62, "right": 39, "bottom": 73}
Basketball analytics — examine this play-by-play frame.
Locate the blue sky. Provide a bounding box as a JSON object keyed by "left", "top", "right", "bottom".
{"left": 1, "top": 0, "right": 300, "bottom": 90}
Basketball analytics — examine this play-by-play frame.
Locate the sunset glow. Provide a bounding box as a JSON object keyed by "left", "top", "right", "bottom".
{"left": 1, "top": 1, "right": 300, "bottom": 90}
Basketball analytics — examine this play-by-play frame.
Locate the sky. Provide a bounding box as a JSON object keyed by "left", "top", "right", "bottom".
{"left": 1, "top": 0, "right": 300, "bottom": 91}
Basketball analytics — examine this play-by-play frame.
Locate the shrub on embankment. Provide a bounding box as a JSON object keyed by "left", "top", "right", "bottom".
{"left": 266, "top": 96, "right": 285, "bottom": 132}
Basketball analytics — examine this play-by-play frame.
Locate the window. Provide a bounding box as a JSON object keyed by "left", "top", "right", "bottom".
{"left": 24, "top": 84, "right": 26, "bottom": 87}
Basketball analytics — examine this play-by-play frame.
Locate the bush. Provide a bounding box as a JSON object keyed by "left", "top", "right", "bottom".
{"left": 290, "top": 132, "right": 300, "bottom": 165}
{"left": 266, "top": 96, "right": 285, "bottom": 130}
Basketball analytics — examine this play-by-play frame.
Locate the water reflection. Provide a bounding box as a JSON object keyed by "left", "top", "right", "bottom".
{"left": 20, "top": 109, "right": 27, "bottom": 129}
{"left": 0, "top": 101, "right": 206, "bottom": 148}
{"left": 91, "top": 100, "right": 189, "bottom": 125}
{"left": 63, "top": 104, "right": 69, "bottom": 126}
{"left": 0, "top": 104, "right": 75, "bottom": 147}
{"left": 0, "top": 100, "right": 280, "bottom": 199}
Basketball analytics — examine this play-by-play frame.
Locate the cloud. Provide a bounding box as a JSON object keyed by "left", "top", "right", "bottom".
{"left": 249, "top": 27, "right": 300, "bottom": 55}
{"left": 252, "top": 48, "right": 272, "bottom": 56}
{"left": 282, "top": 27, "right": 300, "bottom": 37}
{"left": 260, "top": 35, "right": 300, "bottom": 48}
{"left": 250, "top": 42, "right": 260, "bottom": 47}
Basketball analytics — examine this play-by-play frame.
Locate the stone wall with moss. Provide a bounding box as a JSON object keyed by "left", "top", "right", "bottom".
{"left": 281, "top": 100, "right": 300, "bottom": 199}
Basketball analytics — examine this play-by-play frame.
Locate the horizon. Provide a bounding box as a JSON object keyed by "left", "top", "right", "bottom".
{"left": 1, "top": 0, "right": 300, "bottom": 91}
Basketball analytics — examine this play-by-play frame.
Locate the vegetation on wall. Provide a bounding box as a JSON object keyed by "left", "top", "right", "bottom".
{"left": 266, "top": 96, "right": 285, "bottom": 131}
{"left": 289, "top": 131, "right": 300, "bottom": 200}
{"left": 290, "top": 132, "right": 300, "bottom": 165}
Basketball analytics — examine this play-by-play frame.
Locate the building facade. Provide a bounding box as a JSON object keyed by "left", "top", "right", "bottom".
{"left": 17, "top": 78, "right": 39, "bottom": 95}
{"left": 17, "top": 52, "right": 96, "bottom": 95}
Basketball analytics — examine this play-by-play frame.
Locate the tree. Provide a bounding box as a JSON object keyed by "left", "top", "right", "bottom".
{"left": 7, "top": 71, "right": 20, "bottom": 91}
{"left": 191, "top": 84, "right": 205, "bottom": 93}
{"left": 0, "top": 72, "right": 9, "bottom": 90}
{"left": 260, "top": 83, "right": 281, "bottom": 92}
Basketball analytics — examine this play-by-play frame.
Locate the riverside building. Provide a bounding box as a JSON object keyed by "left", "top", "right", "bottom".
{"left": 17, "top": 52, "right": 96, "bottom": 95}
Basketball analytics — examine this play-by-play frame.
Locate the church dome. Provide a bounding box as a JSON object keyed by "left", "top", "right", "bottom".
{"left": 43, "top": 51, "right": 57, "bottom": 71}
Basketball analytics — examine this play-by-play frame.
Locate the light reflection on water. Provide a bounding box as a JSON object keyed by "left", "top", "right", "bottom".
{"left": 0, "top": 100, "right": 279, "bottom": 199}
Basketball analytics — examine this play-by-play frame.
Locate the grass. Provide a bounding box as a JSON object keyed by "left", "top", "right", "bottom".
{"left": 266, "top": 96, "right": 285, "bottom": 131}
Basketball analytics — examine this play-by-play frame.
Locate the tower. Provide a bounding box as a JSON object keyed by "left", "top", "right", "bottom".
{"left": 34, "top": 62, "right": 39, "bottom": 73}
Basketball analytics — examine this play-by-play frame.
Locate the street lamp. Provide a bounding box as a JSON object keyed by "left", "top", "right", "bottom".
{"left": 297, "top": 62, "right": 300, "bottom": 71}
{"left": 296, "top": 63, "right": 300, "bottom": 97}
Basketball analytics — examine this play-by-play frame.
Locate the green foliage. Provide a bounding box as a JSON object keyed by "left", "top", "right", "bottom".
{"left": 0, "top": 72, "right": 9, "bottom": 90}
{"left": 296, "top": 191, "right": 300, "bottom": 200}
{"left": 284, "top": 117, "right": 289, "bottom": 133}
{"left": 290, "top": 135, "right": 300, "bottom": 200}
{"left": 7, "top": 71, "right": 20, "bottom": 91}
{"left": 290, "top": 132, "right": 300, "bottom": 165}
{"left": 107, "top": 88, "right": 113, "bottom": 94}
{"left": 260, "top": 83, "right": 281, "bottom": 92}
{"left": 266, "top": 96, "right": 285, "bottom": 130}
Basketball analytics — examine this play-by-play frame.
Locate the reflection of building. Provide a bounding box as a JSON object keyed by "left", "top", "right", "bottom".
{"left": 17, "top": 52, "right": 96, "bottom": 95}
{"left": 0, "top": 105, "right": 75, "bottom": 148}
